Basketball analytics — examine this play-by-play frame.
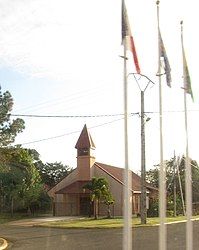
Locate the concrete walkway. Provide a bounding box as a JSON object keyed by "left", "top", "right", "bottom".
{"left": 5, "top": 216, "right": 84, "bottom": 227}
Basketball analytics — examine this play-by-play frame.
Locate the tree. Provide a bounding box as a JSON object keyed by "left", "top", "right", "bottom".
{"left": 145, "top": 167, "right": 159, "bottom": 188}
{"left": 146, "top": 155, "right": 199, "bottom": 216}
{"left": 0, "top": 87, "right": 25, "bottom": 146}
{"left": 83, "top": 177, "right": 114, "bottom": 219}
{"left": 0, "top": 147, "right": 45, "bottom": 215}
{"left": 20, "top": 164, "right": 43, "bottom": 215}
{"left": 103, "top": 192, "right": 115, "bottom": 218}
{"left": 36, "top": 162, "right": 72, "bottom": 188}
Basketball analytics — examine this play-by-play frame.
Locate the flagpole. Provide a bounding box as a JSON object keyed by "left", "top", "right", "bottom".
{"left": 122, "top": 31, "right": 132, "bottom": 250}
{"left": 156, "top": 1, "right": 166, "bottom": 250}
{"left": 181, "top": 21, "right": 193, "bottom": 250}
{"left": 121, "top": 1, "right": 133, "bottom": 249}
{"left": 184, "top": 91, "right": 193, "bottom": 250}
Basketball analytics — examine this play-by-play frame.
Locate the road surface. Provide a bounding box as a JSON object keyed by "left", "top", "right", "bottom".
{"left": 0, "top": 220, "right": 199, "bottom": 249}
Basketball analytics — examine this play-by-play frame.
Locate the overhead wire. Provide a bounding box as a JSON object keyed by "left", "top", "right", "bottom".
{"left": 10, "top": 109, "right": 199, "bottom": 118}
{"left": 16, "top": 115, "right": 136, "bottom": 146}
{"left": 12, "top": 109, "right": 199, "bottom": 146}
{"left": 10, "top": 112, "right": 137, "bottom": 118}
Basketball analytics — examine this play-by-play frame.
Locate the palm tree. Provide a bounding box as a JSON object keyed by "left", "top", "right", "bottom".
{"left": 83, "top": 177, "right": 114, "bottom": 219}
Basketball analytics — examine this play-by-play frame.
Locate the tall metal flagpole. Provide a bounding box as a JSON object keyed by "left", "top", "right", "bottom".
{"left": 123, "top": 21, "right": 132, "bottom": 250}
{"left": 156, "top": 1, "right": 166, "bottom": 250}
{"left": 181, "top": 21, "right": 193, "bottom": 250}
{"left": 184, "top": 92, "right": 193, "bottom": 250}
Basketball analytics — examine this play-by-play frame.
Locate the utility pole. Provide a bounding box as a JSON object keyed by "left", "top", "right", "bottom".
{"left": 140, "top": 90, "right": 147, "bottom": 224}
{"left": 127, "top": 73, "right": 155, "bottom": 225}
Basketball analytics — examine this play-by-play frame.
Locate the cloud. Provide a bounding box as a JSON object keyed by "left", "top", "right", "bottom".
{"left": 0, "top": 0, "right": 122, "bottom": 83}
{"left": 0, "top": 0, "right": 76, "bottom": 80}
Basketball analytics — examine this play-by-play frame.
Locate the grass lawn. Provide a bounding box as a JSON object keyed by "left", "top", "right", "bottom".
{"left": 0, "top": 213, "right": 51, "bottom": 224}
{"left": 0, "top": 213, "right": 27, "bottom": 224}
{"left": 36, "top": 215, "right": 199, "bottom": 229}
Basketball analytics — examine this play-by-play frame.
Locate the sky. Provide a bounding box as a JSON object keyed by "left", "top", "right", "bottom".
{"left": 0, "top": 0, "right": 198, "bottom": 173}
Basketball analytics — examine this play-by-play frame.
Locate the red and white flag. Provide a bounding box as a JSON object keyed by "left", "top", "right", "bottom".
{"left": 121, "top": 0, "right": 140, "bottom": 74}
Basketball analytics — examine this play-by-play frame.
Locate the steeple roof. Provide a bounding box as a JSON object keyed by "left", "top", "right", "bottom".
{"left": 75, "top": 124, "right": 96, "bottom": 149}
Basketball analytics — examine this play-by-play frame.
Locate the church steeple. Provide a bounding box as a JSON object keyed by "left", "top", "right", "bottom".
{"left": 75, "top": 124, "right": 95, "bottom": 157}
{"left": 75, "top": 125, "right": 96, "bottom": 180}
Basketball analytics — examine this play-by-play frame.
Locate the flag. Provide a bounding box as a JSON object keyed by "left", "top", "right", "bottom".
{"left": 182, "top": 45, "right": 193, "bottom": 101}
{"left": 158, "top": 29, "right": 171, "bottom": 87}
{"left": 122, "top": 0, "right": 140, "bottom": 74}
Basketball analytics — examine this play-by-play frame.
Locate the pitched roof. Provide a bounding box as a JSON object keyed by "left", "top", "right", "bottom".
{"left": 95, "top": 162, "right": 157, "bottom": 192}
{"left": 52, "top": 161, "right": 157, "bottom": 195}
{"left": 75, "top": 124, "right": 96, "bottom": 149}
{"left": 55, "top": 180, "right": 90, "bottom": 194}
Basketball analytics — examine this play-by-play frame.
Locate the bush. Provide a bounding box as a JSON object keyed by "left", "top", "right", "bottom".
{"left": 147, "top": 199, "right": 159, "bottom": 217}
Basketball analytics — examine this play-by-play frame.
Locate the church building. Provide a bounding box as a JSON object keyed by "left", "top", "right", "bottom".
{"left": 47, "top": 124, "right": 157, "bottom": 216}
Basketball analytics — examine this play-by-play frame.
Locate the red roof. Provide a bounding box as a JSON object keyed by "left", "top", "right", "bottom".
{"left": 95, "top": 162, "right": 157, "bottom": 192}
{"left": 55, "top": 181, "right": 90, "bottom": 194}
{"left": 75, "top": 124, "right": 95, "bottom": 149}
{"left": 50, "top": 125, "right": 157, "bottom": 196}
{"left": 54, "top": 163, "right": 157, "bottom": 194}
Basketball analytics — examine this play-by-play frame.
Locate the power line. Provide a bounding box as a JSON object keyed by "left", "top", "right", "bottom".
{"left": 15, "top": 116, "right": 133, "bottom": 146}
{"left": 10, "top": 109, "right": 199, "bottom": 118}
{"left": 10, "top": 113, "right": 128, "bottom": 118}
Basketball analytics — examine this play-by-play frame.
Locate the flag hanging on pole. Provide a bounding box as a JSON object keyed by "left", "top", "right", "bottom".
{"left": 122, "top": 0, "right": 140, "bottom": 74}
{"left": 182, "top": 53, "right": 193, "bottom": 100}
{"left": 181, "top": 25, "right": 194, "bottom": 100}
{"left": 183, "top": 52, "right": 193, "bottom": 100}
{"left": 158, "top": 29, "right": 172, "bottom": 87}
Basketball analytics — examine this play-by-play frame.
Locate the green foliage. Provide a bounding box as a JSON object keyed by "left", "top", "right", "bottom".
{"left": 147, "top": 198, "right": 159, "bottom": 217}
{"left": 84, "top": 177, "right": 110, "bottom": 202}
{"left": 83, "top": 177, "right": 114, "bottom": 219}
{"left": 19, "top": 165, "right": 43, "bottom": 210}
{"left": 0, "top": 87, "right": 52, "bottom": 214}
{"left": 0, "top": 147, "right": 49, "bottom": 214}
{"left": 146, "top": 155, "right": 199, "bottom": 216}
{"left": 36, "top": 162, "right": 72, "bottom": 188}
{"left": 0, "top": 87, "right": 25, "bottom": 146}
{"left": 145, "top": 167, "right": 159, "bottom": 188}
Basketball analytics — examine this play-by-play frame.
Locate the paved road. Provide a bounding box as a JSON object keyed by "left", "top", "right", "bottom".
{"left": 0, "top": 220, "right": 199, "bottom": 249}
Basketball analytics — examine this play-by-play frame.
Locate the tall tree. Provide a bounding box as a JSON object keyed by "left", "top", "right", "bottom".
{"left": 0, "top": 147, "right": 44, "bottom": 215}
{"left": 146, "top": 155, "right": 199, "bottom": 216}
{"left": 36, "top": 162, "right": 72, "bottom": 188}
{"left": 0, "top": 87, "right": 25, "bottom": 146}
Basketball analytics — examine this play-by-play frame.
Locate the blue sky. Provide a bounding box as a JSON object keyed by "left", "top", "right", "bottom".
{"left": 0, "top": 0, "right": 198, "bottom": 172}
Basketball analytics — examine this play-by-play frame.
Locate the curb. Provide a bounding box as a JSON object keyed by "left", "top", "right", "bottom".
{"left": 0, "top": 238, "right": 8, "bottom": 250}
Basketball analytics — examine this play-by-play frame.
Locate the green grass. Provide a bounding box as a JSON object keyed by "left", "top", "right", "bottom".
{"left": 0, "top": 213, "right": 27, "bottom": 224}
{"left": 1, "top": 213, "right": 199, "bottom": 228}
{"left": 0, "top": 212, "right": 51, "bottom": 224}
{"left": 36, "top": 215, "right": 199, "bottom": 229}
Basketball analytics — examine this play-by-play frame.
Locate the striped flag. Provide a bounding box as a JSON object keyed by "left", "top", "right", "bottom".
{"left": 158, "top": 29, "right": 172, "bottom": 87}
{"left": 182, "top": 44, "right": 193, "bottom": 101}
{"left": 122, "top": 0, "right": 140, "bottom": 74}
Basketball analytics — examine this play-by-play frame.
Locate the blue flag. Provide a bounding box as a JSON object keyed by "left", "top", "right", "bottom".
{"left": 159, "top": 29, "right": 171, "bottom": 87}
